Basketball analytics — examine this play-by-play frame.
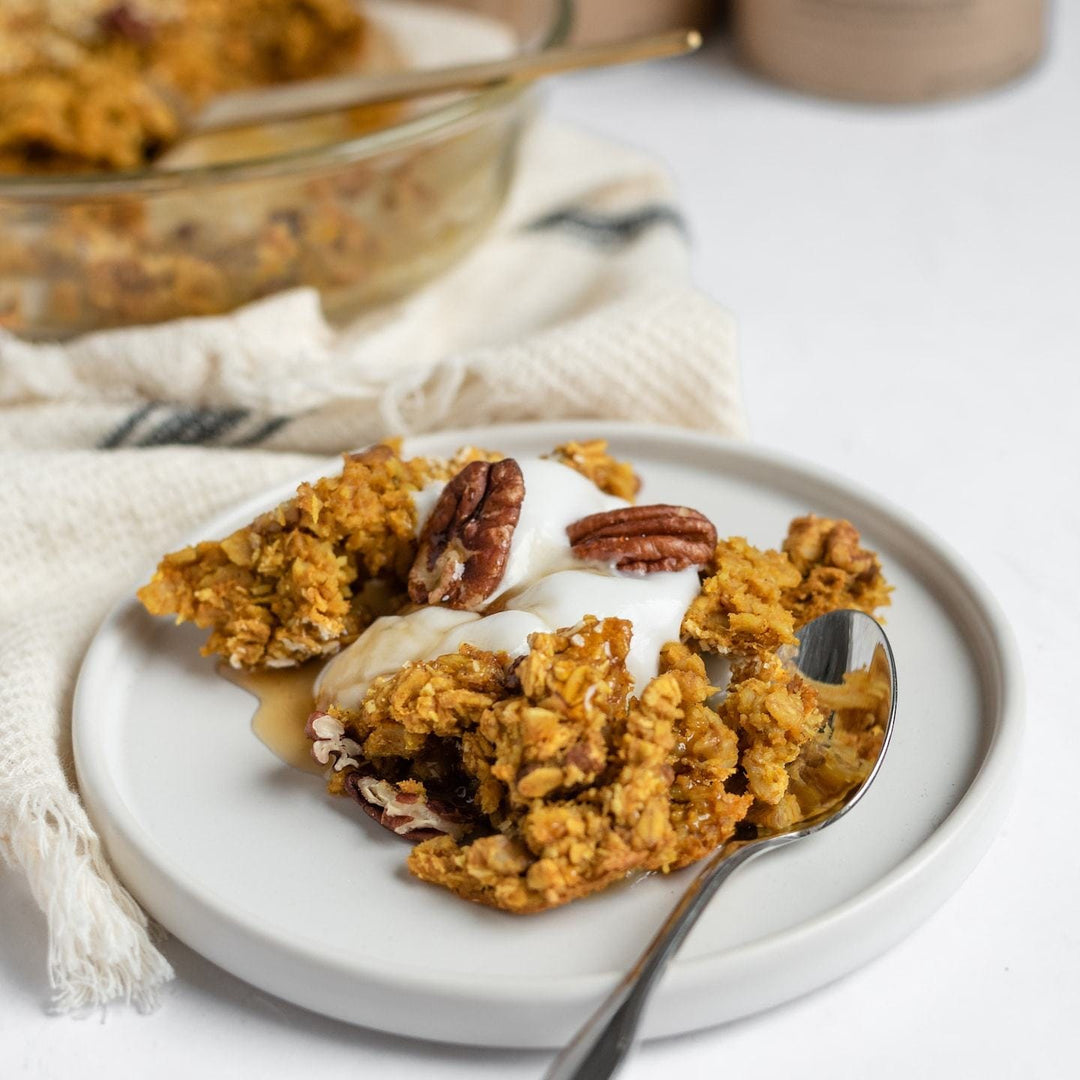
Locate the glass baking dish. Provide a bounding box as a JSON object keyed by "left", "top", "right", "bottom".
{"left": 0, "top": 0, "right": 571, "bottom": 340}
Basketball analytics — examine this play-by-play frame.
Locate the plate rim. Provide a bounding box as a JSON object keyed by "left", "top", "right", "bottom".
{"left": 73, "top": 421, "right": 1025, "bottom": 1041}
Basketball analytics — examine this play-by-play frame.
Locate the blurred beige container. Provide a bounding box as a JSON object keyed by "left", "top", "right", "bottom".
{"left": 733, "top": 0, "right": 1045, "bottom": 103}
{"left": 571, "top": 0, "right": 719, "bottom": 42}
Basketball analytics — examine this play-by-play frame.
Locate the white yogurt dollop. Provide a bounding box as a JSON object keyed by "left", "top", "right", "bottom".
{"left": 315, "top": 606, "right": 478, "bottom": 711}
{"left": 315, "top": 459, "right": 701, "bottom": 709}
{"left": 491, "top": 458, "right": 626, "bottom": 600}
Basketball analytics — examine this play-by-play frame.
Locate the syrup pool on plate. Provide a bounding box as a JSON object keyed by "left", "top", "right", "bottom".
{"left": 219, "top": 662, "right": 327, "bottom": 775}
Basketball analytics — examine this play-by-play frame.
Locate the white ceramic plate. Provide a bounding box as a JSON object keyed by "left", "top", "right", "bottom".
{"left": 73, "top": 422, "right": 1023, "bottom": 1048}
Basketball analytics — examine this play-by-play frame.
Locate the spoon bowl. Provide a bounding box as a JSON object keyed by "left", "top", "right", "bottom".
{"left": 545, "top": 609, "right": 898, "bottom": 1080}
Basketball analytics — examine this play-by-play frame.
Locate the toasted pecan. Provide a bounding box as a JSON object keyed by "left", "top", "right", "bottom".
{"left": 566, "top": 504, "right": 716, "bottom": 573}
{"left": 408, "top": 458, "right": 525, "bottom": 609}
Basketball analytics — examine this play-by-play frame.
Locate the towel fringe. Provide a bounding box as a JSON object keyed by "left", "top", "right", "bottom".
{"left": 1, "top": 791, "right": 173, "bottom": 1013}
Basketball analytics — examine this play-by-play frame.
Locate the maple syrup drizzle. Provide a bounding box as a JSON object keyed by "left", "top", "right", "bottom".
{"left": 219, "top": 661, "right": 329, "bottom": 775}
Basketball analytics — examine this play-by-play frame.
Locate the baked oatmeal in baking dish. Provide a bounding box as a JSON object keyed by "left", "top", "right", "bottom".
{"left": 139, "top": 439, "right": 892, "bottom": 913}
{"left": 0, "top": 0, "right": 367, "bottom": 173}
{"left": 0, "top": 1, "right": 536, "bottom": 338}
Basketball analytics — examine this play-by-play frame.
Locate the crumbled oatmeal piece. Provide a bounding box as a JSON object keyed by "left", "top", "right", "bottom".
{"left": 748, "top": 645, "right": 891, "bottom": 832}
{"left": 351, "top": 645, "right": 510, "bottom": 745}
{"left": 0, "top": 59, "right": 180, "bottom": 173}
{"left": 138, "top": 441, "right": 443, "bottom": 669}
{"left": 720, "top": 653, "right": 824, "bottom": 810}
{"left": 406, "top": 633, "right": 754, "bottom": 912}
{"left": 394, "top": 627, "right": 881, "bottom": 910}
{"left": 150, "top": 0, "right": 367, "bottom": 106}
{"left": 416, "top": 444, "right": 506, "bottom": 482}
{"left": 390, "top": 617, "right": 679, "bottom": 911}
{"left": 408, "top": 833, "right": 535, "bottom": 911}
{"left": 321, "top": 644, "right": 509, "bottom": 831}
{"left": 781, "top": 516, "right": 892, "bottom": 626}
{"left": 812, "top": 650, "right": 891, "bottom": 753}
{"left": 654, "top": 643, "right": 750, "bottom": 868}
{"left": 681, "top": 537, "right": 801, "bottom": 657}
{"left": 319, "top": 616, "right": 753, "bottom": 913}
{"left": 482, "top": 617, "right": 634, "bottom": 810}
{"left": 546, "top": 440, "right": 641, "bottom": 502}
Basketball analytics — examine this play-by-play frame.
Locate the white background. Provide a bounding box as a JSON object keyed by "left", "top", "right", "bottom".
{"left": 3, "top": 5, "right": 1077, "bottom": 1078}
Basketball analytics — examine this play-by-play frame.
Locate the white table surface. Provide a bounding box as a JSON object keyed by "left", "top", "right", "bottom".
{"left": 3, "top": 7, "right": 1077, "bottom": 1078}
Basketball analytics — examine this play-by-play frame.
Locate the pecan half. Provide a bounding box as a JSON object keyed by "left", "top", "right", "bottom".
{"left": 408, "top": 458, "right": 524, "bottom": 610}
{"left": 567, "top": 504, "right": 717, "bottom": 573}
{"left": 344, "top": 772, "right": 473, "bottom": 843}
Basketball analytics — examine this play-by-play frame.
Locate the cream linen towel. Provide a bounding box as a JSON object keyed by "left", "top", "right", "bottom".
{"left": 0, "top": 120, "right": 744, "bottom": 1013}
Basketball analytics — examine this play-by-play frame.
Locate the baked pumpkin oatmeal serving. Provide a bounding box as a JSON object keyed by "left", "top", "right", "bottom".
{"left": 139, "top": 438, "right": 893, "bottom": 913}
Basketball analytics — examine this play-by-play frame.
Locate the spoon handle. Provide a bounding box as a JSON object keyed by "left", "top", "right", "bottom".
{"left": 193, "top": 29, "right": 701, "bottom": 136}
{"left": 543, "top": 834, "right": 794, "bottom": 1080}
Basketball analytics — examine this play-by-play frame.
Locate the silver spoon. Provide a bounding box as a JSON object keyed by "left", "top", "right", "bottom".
{"left": 544, "top": 608, "right": 898, "bottom": 1080}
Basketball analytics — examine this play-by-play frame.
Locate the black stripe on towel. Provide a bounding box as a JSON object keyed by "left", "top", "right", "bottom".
{"left": 526, "top": 204, "right": 688, "bottom": 247}
{"left": 229, "top": 414, "right": 293, "bottom": 447}
{"left": 98, "top": 402, "right": 159, "bottom": 449}
{"left": 99, "top": 403, "right": 294, "bottom": 448}
{"left": 133, "top": 406, "right": 252, "bottom": 447}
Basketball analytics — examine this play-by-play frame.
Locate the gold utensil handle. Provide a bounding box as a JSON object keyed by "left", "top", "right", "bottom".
{"left": 193, "top": 28, "right": 702, "bottom": 136}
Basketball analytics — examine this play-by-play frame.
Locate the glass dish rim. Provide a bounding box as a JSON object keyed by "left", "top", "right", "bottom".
{"left": 0, "top": 0, "right": 573, "bottom": 199}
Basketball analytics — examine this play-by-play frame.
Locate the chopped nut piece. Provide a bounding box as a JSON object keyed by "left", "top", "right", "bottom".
{"left": 305, "top": 711, "right": 361, "bottom": 772}
{"left": 345, "top": 774, "right": 473, "bottom": 843}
